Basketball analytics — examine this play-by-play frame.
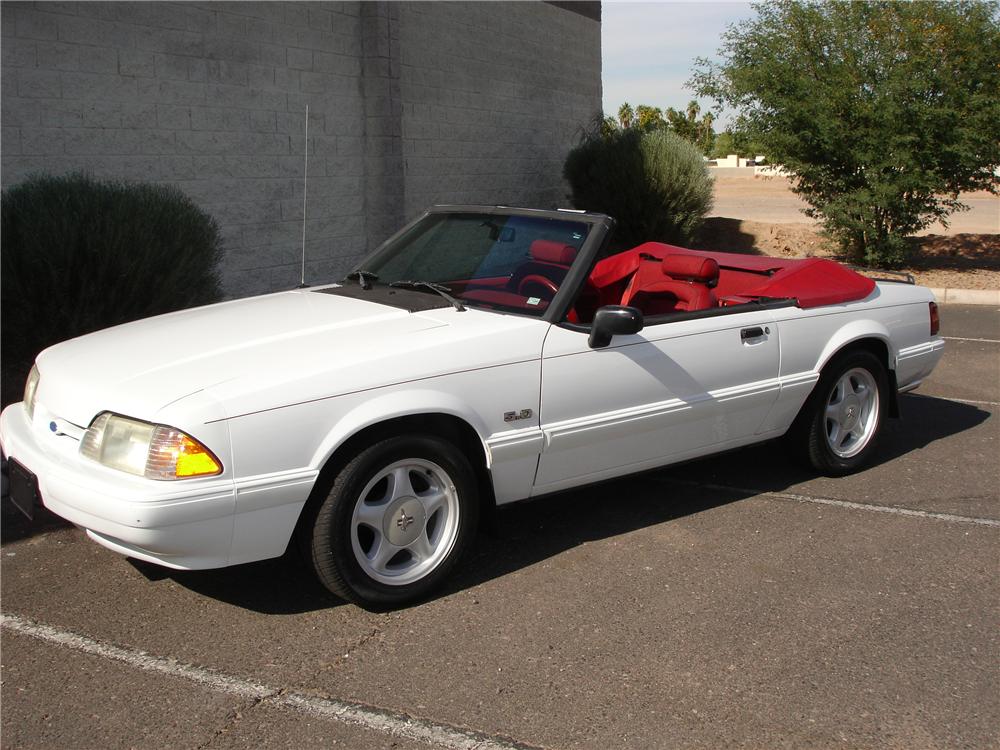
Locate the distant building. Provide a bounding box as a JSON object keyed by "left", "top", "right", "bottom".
{"left": 708, "top": 154, "right": 768, "bottom": 169}
{"left": 1, "top": 2, "right": 602, "bottom": 296}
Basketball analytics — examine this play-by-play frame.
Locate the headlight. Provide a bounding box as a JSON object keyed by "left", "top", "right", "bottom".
{"left": 24, "top": 365, "right": 40, "bottom": 421}
{"left": 80, "top": 413, "right": 223, "bottom": 480}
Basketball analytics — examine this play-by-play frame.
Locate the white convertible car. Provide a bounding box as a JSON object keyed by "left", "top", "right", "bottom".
{"left": 1, "top": 206, "right": 944, "bottom": 608}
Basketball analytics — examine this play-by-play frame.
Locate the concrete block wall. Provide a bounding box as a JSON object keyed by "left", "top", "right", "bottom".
{"left": 1, "top": 2, "right": 601, "bottom": 298}
{"left": 398, "top": 2, "right": 602, "bottom": 216}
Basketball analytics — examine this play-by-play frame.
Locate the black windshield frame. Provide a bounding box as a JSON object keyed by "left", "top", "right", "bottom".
{"left": 349, "top": 206, "right": 615, "bottom": 323}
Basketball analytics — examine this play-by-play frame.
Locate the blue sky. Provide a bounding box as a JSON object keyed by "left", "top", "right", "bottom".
{"left": 602, "top": 2, "right": 756, "bottom": 128}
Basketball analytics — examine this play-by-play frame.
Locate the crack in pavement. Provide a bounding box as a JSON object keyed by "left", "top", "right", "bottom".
{"left": 195, "top": 695, "right": 269, "bottom": 750}
{"left": 295, "top": 622, "right": 386, "bottom": 701}
{"left": 340, "top": 625, "right": 383, "bottom": 663}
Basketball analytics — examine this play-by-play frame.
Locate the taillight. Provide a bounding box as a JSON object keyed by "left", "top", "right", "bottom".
{"left": 929, "top": 302, "right": 940, "bottom": 336}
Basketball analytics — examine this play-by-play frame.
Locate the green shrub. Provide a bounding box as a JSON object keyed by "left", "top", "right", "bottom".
{"left": 1, "top": 173, "right": 223, "bottom": 406}
{"left": 563, "top": 128, "right": 714, "bottom": 250}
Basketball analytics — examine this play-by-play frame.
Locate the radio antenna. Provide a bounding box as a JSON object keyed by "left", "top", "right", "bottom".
{"left": 297, "top": 104, "right": 309, "bottom": 288}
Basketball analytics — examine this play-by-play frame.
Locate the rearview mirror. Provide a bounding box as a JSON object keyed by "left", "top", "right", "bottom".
{"left": 588, "top": 305, "right": 644, "bottom": 349}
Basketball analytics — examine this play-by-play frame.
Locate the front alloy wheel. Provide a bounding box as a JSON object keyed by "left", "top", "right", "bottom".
{"left": 350, "top": 458, "right": 461, "bottom": 586}
{"left": 306, "top": 435, "right": 479, "bottom": 609}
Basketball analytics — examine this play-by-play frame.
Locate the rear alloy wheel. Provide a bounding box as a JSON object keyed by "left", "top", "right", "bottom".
{"left": 824, "top": 367, "right": 880, "bottom": 459}
{"left": 307, "top": 435, "right": 479, "bottom": 609}
{"left": 799, "top": 349, "right": 889, "bottom": 476}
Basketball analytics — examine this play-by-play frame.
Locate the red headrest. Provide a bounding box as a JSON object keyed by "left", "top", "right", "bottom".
{"left": 530, "top": 240, "right": 577, "bottom": 266}
{"left": 661, "top": 254, "right": 719, "bottom": 284}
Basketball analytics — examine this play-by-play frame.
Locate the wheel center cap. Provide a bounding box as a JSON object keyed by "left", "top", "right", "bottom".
{"left": 398, "top": 510, "right": 414, "bottom": 531}
{"left": 383, "top": 497, "right": 426, "bottom": 546}
{"left": 842, "top": 396, "right": 861, "bottom": 430}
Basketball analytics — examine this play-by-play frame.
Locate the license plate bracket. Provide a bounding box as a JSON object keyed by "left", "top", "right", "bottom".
{"left": 7, "top": 458, "right": 40, "bottom": 521}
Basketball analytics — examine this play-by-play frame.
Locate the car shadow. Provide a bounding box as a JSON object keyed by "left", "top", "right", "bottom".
{"left": 3, "top": 395, "right": 989, "bottom": 613}
{"left": 129, "top": 554, "right": 341, "bottom": 614}
{"left": 648, "top": 392, "right": 992, "bottom": 493}
{"left": 444, "top": 396, "right": 990, "bottom": 600}
{"left": 1, "top": 502, "right": 72, "bottom": 545}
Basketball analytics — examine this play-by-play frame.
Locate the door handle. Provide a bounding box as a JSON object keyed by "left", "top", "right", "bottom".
{"left": 741, "top": 326, "right": 769, "bottom": 341}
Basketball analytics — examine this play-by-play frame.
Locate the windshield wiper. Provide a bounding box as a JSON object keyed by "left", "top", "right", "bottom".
{"left": 346, "top": 270, "right": 378, "bottom": 290}
{"left": 389, "top": 280, "right": 466, "bottom": 312}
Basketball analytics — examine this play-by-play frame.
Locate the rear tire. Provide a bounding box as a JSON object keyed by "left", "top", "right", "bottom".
{"left": 793, "top": 349, "right": 889, "bottom": 476}
{"left": 305, "top": 434, "right": 479, "bottom": 609}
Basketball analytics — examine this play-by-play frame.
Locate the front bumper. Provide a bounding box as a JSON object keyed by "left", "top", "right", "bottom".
{"left": 0, "top": 403, "right": 237, "bottom": 569}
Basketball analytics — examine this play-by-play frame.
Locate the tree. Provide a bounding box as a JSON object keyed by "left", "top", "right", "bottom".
{"left": 710, "top": 130, "right": 735, "bottom": 159}
{"left": 599, "top": 115, "right": 619, "bottom": 139}
{"left": 691, "top": 0, "right": 1000, "bottom": 266}
{"left": 607, "top": 100, "right": 715, "bottom": 154}
{"left": 709, "top": 129, "right": 767, "bottom": 160}
{"left": 634, "top": 104, "right": 666, "bottom": 131}
{"left": 664, "top": 100, "right": 716, "bottom": 156}
{"left": 617, "top": 103, "right": 635, "bottom": 130}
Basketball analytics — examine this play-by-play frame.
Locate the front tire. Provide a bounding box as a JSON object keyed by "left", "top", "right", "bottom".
{"left": 306, "top": 435, "right": 479, "bottom": 609}
{"left": 796, "top": 349, "right": 889, "bottom": 476}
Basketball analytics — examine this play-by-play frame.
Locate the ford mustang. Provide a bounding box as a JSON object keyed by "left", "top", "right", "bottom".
{"left": 0, "top": 206, "right": 944, "bottom": 608}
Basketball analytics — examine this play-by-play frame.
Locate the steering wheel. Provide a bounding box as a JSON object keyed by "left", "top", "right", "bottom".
{"left": 517, "top": 274, "right": 559, "bottom": 300}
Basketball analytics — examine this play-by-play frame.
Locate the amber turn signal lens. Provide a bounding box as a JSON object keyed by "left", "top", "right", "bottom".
{"left": 147, "top": 427, "right": 223, "bottom": 479}
{"left": 175, "top": 434, "right": 223, "bottom": 477}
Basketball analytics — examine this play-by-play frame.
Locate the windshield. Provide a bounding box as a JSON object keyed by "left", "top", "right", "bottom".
{"left": 357, "top": 212, "right": 590, "bottom": 316}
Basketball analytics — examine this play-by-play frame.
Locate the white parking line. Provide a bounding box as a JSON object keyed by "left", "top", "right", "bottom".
{"left": 657, "top": 478, "right": 1000, "bottom": 528}
{"left": 903, "top": 393, "right": 1000, "bottom": 407}
{"left": 941, "top": 397, "right": 1000, "bottom": 406}
{"left": 1, "top": 614, "right": 537, "bottom": 750}
{"left": 942, "top": 336, "right": 1000, "bottom": 344}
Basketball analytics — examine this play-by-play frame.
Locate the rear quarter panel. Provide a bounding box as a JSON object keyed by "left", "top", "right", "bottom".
{"left": 758, "top": 283, "right": 940, "bottom": 433}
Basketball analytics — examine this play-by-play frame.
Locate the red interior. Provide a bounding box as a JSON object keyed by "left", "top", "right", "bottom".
{"left": 450, "top": 239, "right": 578, "bottom": 313}
{"left": 528, "top": 239, "right": 578, "bottom": 265}
{"left": 447, "top": 241, "right": 875, "bottom": 320}
{"left": 581, "top": 242, "right": 876, "bottom": 319}
{"left": 620, "top": 255, "right": 719, "bottom": 314}
{"left": 656, "top": 254, "right": 720, "bottom": 284}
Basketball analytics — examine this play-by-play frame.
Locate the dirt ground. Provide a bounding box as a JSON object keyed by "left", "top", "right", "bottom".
{"left": 702, "top": 172, "right": 1000, "bottom": 289}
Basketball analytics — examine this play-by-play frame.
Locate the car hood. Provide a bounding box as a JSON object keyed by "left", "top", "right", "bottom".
{"left": 35, "top": 288, "right": 461, "bottom": 427}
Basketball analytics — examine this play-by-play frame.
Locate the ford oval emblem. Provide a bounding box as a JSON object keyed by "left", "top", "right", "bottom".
{"left": 49, "top": 421, "right": 58, "bottom": 433}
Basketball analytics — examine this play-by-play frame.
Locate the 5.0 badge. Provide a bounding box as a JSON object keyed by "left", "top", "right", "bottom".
{"left": 503, "top": 408, "right": 533, "bottom": 422}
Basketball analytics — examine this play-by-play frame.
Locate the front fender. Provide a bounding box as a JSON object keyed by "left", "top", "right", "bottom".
{"left": 309, "top": 389, "right": 492, "bottom": 470}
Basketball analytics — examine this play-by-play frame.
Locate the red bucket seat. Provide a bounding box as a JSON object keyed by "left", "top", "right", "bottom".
{"left": 620, "top": 254, "right": 719, "bottom": 314}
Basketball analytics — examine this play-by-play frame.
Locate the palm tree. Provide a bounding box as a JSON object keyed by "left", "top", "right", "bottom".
{"left": 617, "top": 103, "right": 634, "bottom": 130}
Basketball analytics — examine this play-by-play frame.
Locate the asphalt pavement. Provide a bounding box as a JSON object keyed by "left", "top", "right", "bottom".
{"left": 2, "top": 304, "right": 998, "bottom": 749}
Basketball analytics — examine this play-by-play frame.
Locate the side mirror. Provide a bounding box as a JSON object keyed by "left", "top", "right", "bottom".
{"left": 588, "top": 305, "right": 644, "bottom": 349}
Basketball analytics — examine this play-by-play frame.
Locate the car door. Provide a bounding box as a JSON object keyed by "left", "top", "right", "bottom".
{"left": 533, "top": 307, "right": 781, "bottom": 494}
